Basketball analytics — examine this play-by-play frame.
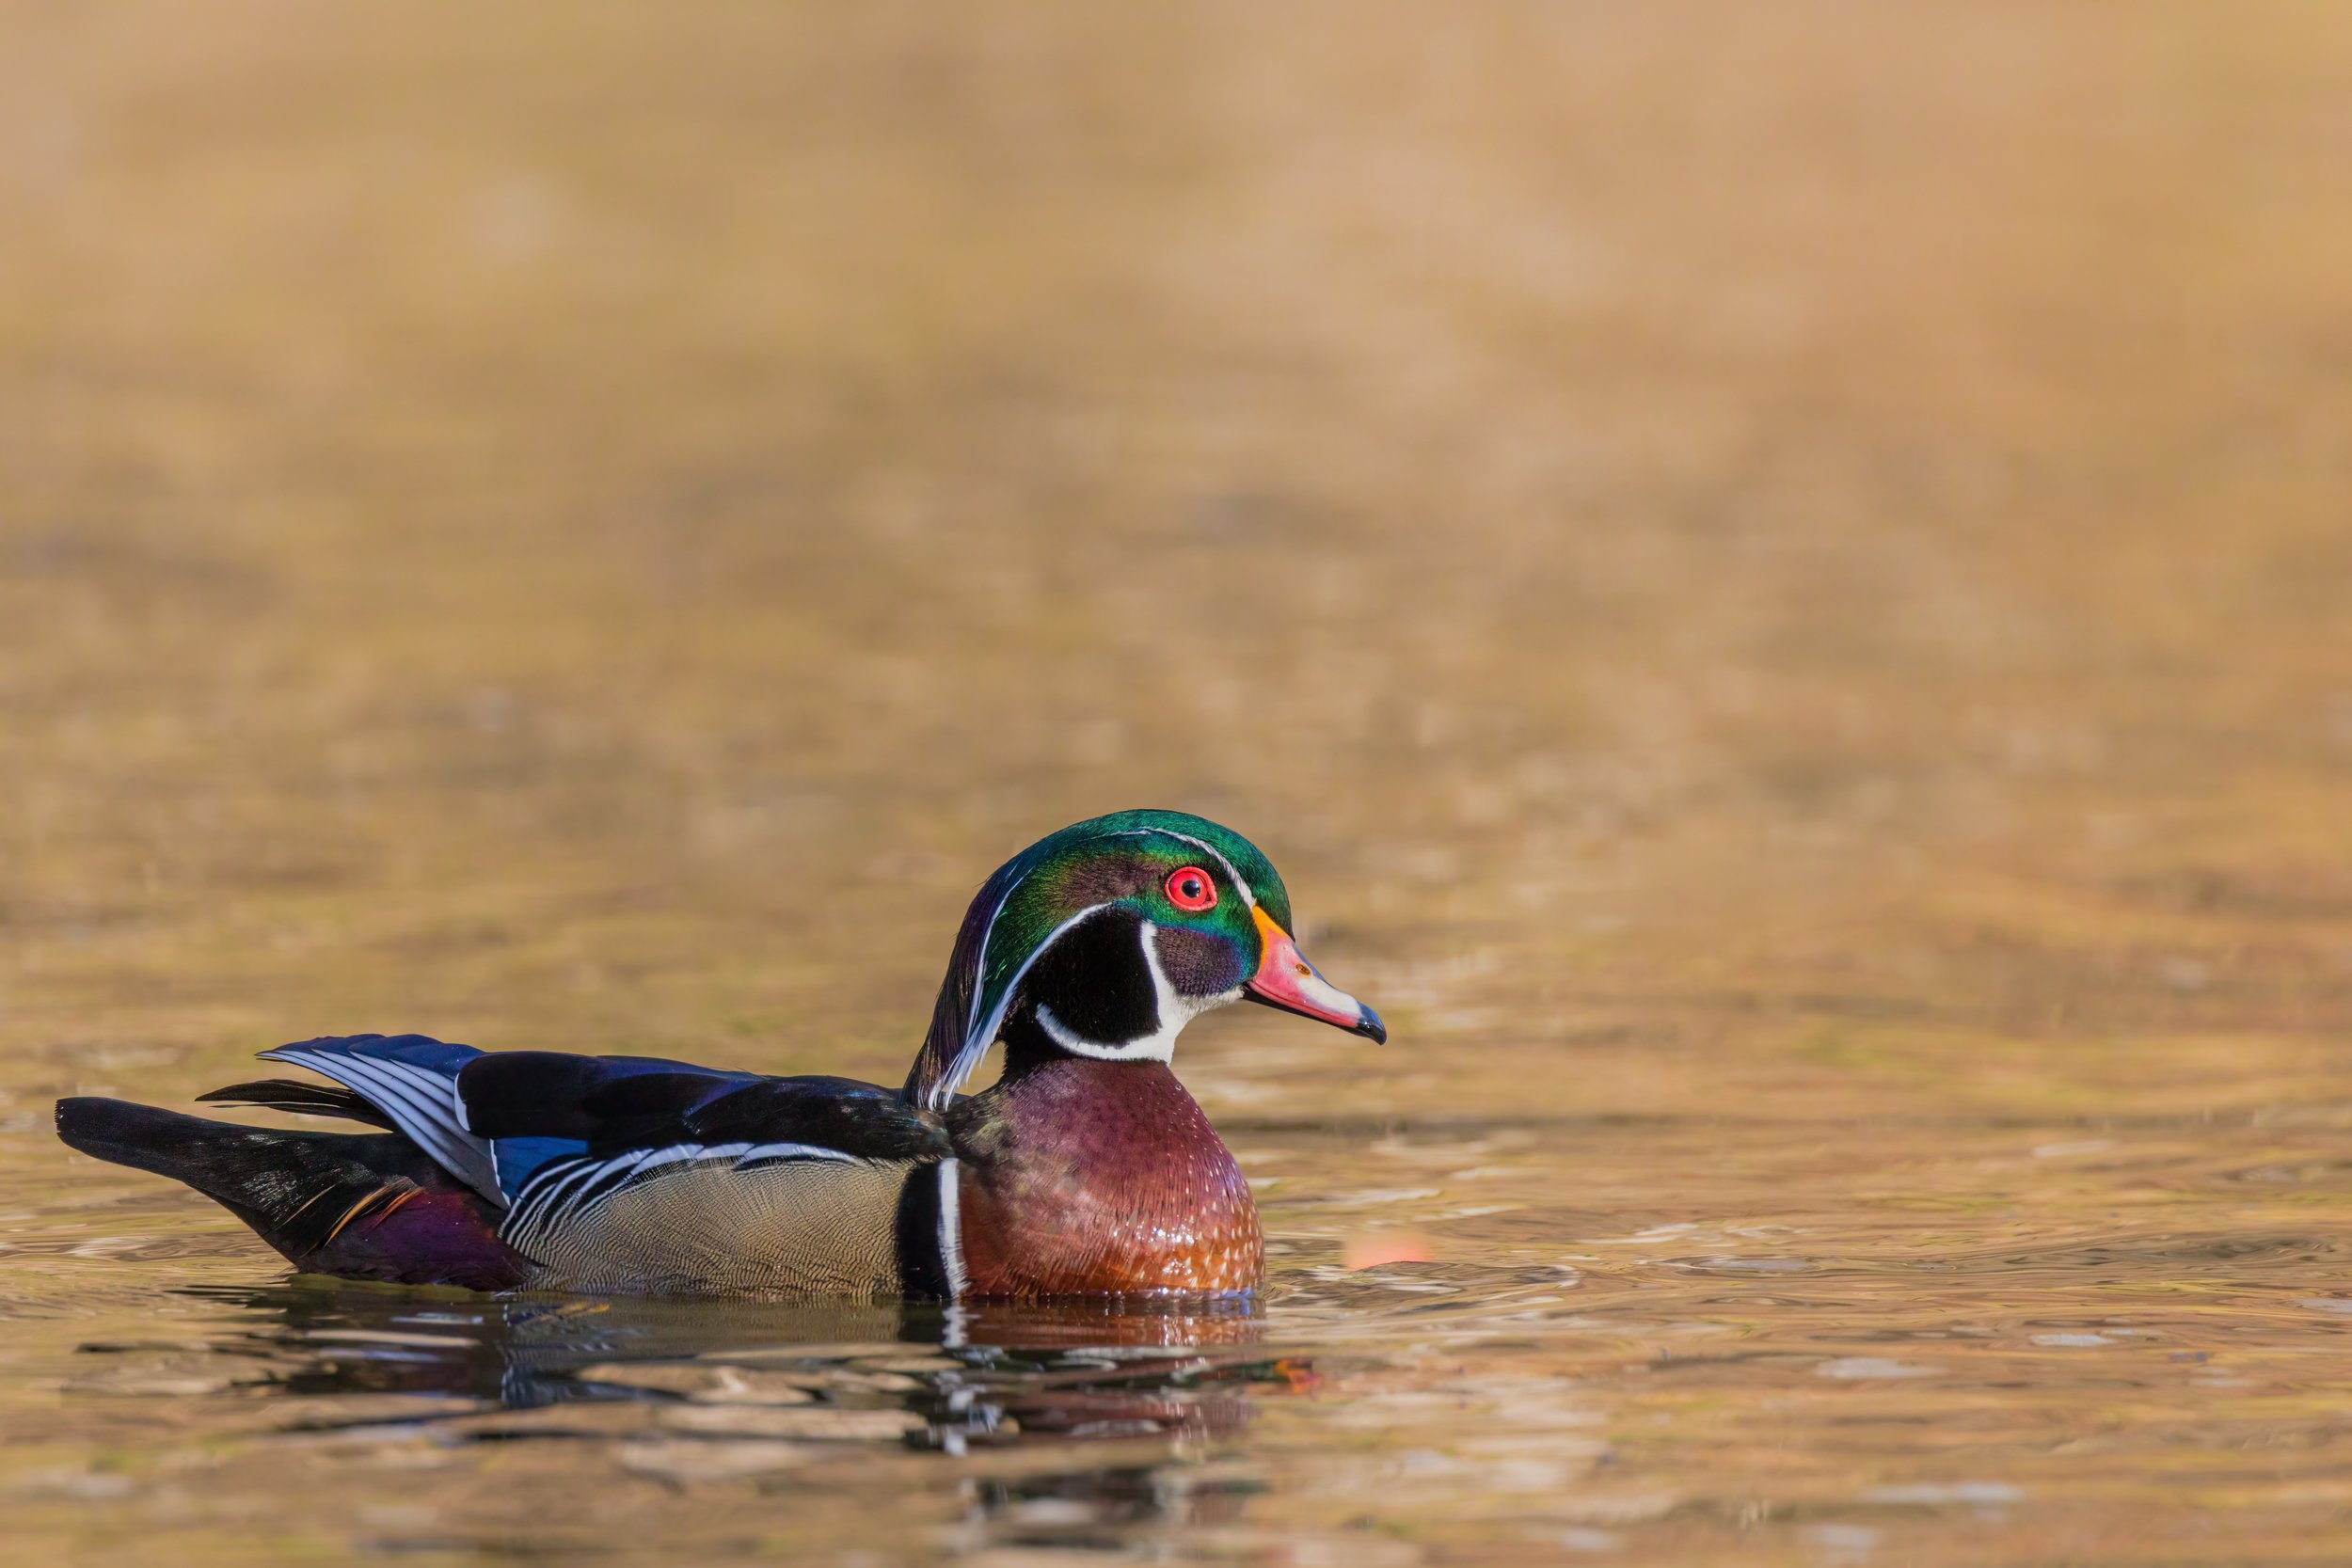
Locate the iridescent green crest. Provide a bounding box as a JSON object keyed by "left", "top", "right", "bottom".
{"left": 903, "top": 810, "right": 1292, "bottom": 1108}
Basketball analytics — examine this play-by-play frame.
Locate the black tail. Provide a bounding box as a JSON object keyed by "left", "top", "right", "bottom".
{"left": 55, "top": 1098, "right": 515, "bottom": 1287}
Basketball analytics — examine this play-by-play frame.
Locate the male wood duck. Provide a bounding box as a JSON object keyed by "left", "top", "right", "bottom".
{"left": 55, "top": 810, "right": 1383, "bottom": 1299}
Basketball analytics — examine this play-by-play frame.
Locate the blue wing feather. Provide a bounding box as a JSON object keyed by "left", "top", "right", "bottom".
{"left": 491, "top": 1135, "right": 587, "bottom": 1196}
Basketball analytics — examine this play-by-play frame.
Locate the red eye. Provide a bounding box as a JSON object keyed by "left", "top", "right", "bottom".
{"left": 1164, "top": 866, "right": 1218, "bottom": 912}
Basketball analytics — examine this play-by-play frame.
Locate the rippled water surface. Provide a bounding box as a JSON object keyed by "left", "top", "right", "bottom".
{"left": 10, "top": 4, "right": 2352, "bottom": 1563}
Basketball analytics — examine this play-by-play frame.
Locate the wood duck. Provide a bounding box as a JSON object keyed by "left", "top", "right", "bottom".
{"left": 55, "top": 810, "right": 1384, "bottom": 1299}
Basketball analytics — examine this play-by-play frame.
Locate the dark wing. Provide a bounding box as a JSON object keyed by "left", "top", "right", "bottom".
{"left": 454, "top": 1053, "right": 950, "bottom": 1164}
{"left": 227, "top": 1038, "right": 950, "bottom": 1249}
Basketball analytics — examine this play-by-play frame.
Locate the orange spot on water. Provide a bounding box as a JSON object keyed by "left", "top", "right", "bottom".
{"left": 1343, "top": 1229, "right": 1435, "bottom": 1269}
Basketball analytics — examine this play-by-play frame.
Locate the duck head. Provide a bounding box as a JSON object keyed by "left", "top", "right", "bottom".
{"left": 904, "top": 810, "right": 1385, "bottom": 1109}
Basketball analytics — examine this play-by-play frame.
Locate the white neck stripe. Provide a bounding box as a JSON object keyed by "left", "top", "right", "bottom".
{"left": 936, "top": 1158, "right": 967, "bottom": 1298}
{"left": 1029, "top": 919, "right": 1239, "bottom": 1062}
{"left": 1034, "top": 1003, "right": 1172, "bottom": 1060}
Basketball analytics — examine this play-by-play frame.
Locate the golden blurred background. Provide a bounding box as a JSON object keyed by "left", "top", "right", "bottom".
{"left": 8, "top": 3, "right": 2349, "bottom": 1119}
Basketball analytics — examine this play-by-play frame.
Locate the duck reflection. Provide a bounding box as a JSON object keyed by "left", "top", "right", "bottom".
{"left": 173, "top": 1282, "right": 1294, "bottom": 1453}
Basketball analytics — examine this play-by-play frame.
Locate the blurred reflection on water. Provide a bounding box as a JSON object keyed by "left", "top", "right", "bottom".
{"left": 10, "top": 1, "right": 2352, "bottom": 1563}
{"left": 21, "top": 1112, "right": 2352, "bottom": 1562}
{"left": 187, "top": 1286, "right": 1280, "bottom": 1451}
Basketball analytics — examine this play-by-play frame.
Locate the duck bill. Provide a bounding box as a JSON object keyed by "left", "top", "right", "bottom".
{"left": 1246, "top": 906, "right": 1387, "bottom": 1043}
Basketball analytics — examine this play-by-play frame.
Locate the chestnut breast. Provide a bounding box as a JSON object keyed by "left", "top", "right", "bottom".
{"left": 950, "top": 1059, "right": 1263, "bottom": 1296}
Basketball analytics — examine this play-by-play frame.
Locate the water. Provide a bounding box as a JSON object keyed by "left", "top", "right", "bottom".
{"left": 16, "top": 1116, "right": 2352, "bottom": 1561}
{"left": 9, "top": 3, "right": 2352, "bottom": 1562}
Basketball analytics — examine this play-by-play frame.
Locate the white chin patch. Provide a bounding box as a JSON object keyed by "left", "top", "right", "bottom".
{"left": 1033, "top": 920, "right": 1239, "bottom": 1062}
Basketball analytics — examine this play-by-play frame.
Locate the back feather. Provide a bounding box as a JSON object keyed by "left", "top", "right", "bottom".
{"left": 456, "top": 1053, "right": 948, "bottom": 1164}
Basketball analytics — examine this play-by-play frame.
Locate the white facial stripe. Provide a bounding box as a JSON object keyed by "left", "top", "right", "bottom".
{"left": 932, "top": 899, "right": 1117, "bottom": 1109}
{"left": 930, "top": 868, "right": 1023, "bottom": 1106}
{"left": 1032, "top": 1003, "right": 1148, "bottom": 1059}
{"left": 961, "top": 872, "right": 1038, "bottom": 1046}
{"left": 1118, "top": 827, "right": 1259, "bottom": 910}
{"left": 1031, "top": 920, "right": 1242, "bottom": 1062}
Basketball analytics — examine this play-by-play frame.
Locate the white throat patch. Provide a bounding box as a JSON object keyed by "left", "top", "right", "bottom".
{"left": 1031, "top": 919, "right": 1241, "bottom": 1062}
